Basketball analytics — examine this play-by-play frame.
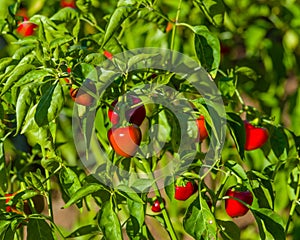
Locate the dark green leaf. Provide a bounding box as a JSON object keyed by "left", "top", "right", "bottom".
{"left": 27, "top": 219, "right": 55, "bottom": 240}
{"left": 251, "top": 208, "right": 285, "bottom": 240}
{"left": 0, "top": 224, "right": 14, "bottom": 240}
{"left": 217, "top": 220, "right": 240, "bottom": 240}
{"left": 226, "top": 112, "right": 245, "bottom": 159}
{"left": 98, "top": 200, "right": 122, "bottom": 239}
{"left": 193, "top": 25, "right": 220, "bottom": 78}
{"left": 194, "top": 0, "right": 225, "bottom": 26}
{"left": 270, "top": 126, "right": 288, "bottom": 159}
{"left": 35, "top": 83, "right": 64, "bottom": 127}
{"left": 0, "top": 221, "right": 12, "bottom": 240}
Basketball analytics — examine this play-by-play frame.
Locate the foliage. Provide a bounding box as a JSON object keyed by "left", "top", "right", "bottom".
{"left": 0, "top": 0, "right": 299, "bottom": 239}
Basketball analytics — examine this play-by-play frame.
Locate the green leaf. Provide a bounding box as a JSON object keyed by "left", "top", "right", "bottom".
{"left": 194, "top": 0, "right": 225, "bottom": 26}
{"left": 193, "top": 25, "right": 220, "bottom": 78}
{"left": 127, "top": 199, "right": 145, "bottom": 230}
{"left": 164, "top": 176, "right": 175, "bottom": 200}
{"left": 98, "top": 200, "right": 123, "bottom": 240}
{"left": 84, "top": 53, "right": 106, "bottom": 65}
{"left": 103, "top": 5, "right": 136, "bottom": 47}
{"left": 235, "top": 67, "right": 258, "bottom": 81}
{"left": 1, "top": 64, "right": 36, "bottom": 96}
{"left": 226, "top": 112, "right": 245, "bottom": 159}
{"left": 25, "top": 172, "right": 45, "bottom": 192}
{"left": 59, "top": 166, "right": 82, "bottom": 207}
{"left": 217, "top": 220, "right": 240, "bottom": 240}
{"left": 270, "top": 126, "right": 288, "bottom": 159}
{"left": 0, "top": 224, "right": 14, "bottom": 240}
{"left": 12, "top": 46, "right": 35, "bottom": 60}
{"left": 27, "top": 219, "right": 55, "bottom": 240}
{"left": 15, "top": 86, "right": 34, "bottom": 134}
{"left": 49, "top": 37, "right": 73, "bottom": 50}
{"left": 251, "top": 208, "right": 285, "bottom": 240}
{"left": 65, "top": 225, "right": 101, "bottom": 238}
{"left": 34, "top": 83, "right": 64, "bottom": 127}
{"left": 183, "top": 195, "right": 217, "bottom": 239}
{"left": 50, "top": 7, "right": 79, "bottom": 23}
{"left": 0, "top": 141, "right": 7, "bottom": 195}
{"left": 64, "top": 183, "right": 105, "bottom": 208}
{"left": 0, "top": 221, "right": 12, "bottom": 240}
{"left": 225, "top": 160, "right": 248, "bottom": 181}
{"left": 41, "top": 157, "right": 61, "bottom": 173}
{"left": 117, "top": 185, "right": 144, "bottom": 203}
{"left": 14, "top": 69, "right": 53, "bottom": 88}
{"left": 127, "top": 53, "right": 160, "bottom": 71}
{"left": 0, "top": 57, "right": 13, "bottom": 74}
{"left": 218, "top": 77, "right": 236, "bottom": 98}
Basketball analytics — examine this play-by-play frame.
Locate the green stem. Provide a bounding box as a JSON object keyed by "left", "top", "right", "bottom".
{"left": 45, "top": 169, "right": 54, "bottom": 222}
{"left": 142, "top": 159, "right": 178, "bottom": 240}
{"left": 285, "top": 173, "right": 300, "bottom": 233}
{"left": 41, "top": 147, "right": 54, "bottom": 222}
{"left": 170, "top": 0, "right": 182, "bottom": 51}
{"left": 212, "top": 171, "right": 230, "bottom": 214}
{"left": 235, "top": 89, "right": 245, "bottom": 106}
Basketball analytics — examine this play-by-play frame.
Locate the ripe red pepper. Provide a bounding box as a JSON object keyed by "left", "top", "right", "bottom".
{"left": 196, "top": 115, "right": 208, "bottom": 142}
{"left": 108, "top": 125, "right": 141, "bottom": 158}
{"left": 175, "top": 181, "right": 197, "bottom": 201}
{"left": 151, "top": 198, "right": 165, "bottom": 213}
{"left": 244, "top": 121, "right": 269, "bottom": 150}
{"left": 225, "top": 187, "right": 253, "bottom": 218}
{"left": 108, "top": 95, "right": 146, "bottom": 126}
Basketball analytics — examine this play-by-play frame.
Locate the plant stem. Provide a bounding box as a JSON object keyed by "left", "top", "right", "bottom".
{"left": 142, "top": 159, "right": 178, "bottom": 240}
{"left": 235, "top": 89, "right": 245, "bottom": 106}
{"left": 45, "top": 169, "right": 54, "bottom": 222}
{"left": 170, "top": 0, "right": 182, "bottom": 51}
{"left": 285, "top": 173, "right": 300, "bottom": 233}
{"left": 153, "top": 181, "right": 178, "bottom": 240}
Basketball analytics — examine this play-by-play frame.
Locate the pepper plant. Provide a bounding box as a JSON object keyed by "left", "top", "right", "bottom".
{"left": 0, "top": 0, "right": 299, "bottom": 239}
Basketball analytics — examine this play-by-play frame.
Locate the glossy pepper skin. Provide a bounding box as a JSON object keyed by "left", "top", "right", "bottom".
{"left": 17, "top": 22, "right": 37, "bottom": 37}
{"left": 244, "top": 121, "right": 269, "bottom": 150}
{"left": 107, "top": 125, "right": 141, "bottom": 158}
{"left": 70, "top": 79, "right": 96, "bottom": 106}
{"left": 196, "top": 115, "right": 208, "bottom": 142}
{"left": 175, "top": 181, "right": 197, "bottom": 201}
{"left": 225, "top": 188, "right": 253, "bottom": 218}
{"left": 151, "top": 198, "right": 165, "bottom": 213}
{"left": 108, "top": 95, "right": 146, "bottom": 126}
